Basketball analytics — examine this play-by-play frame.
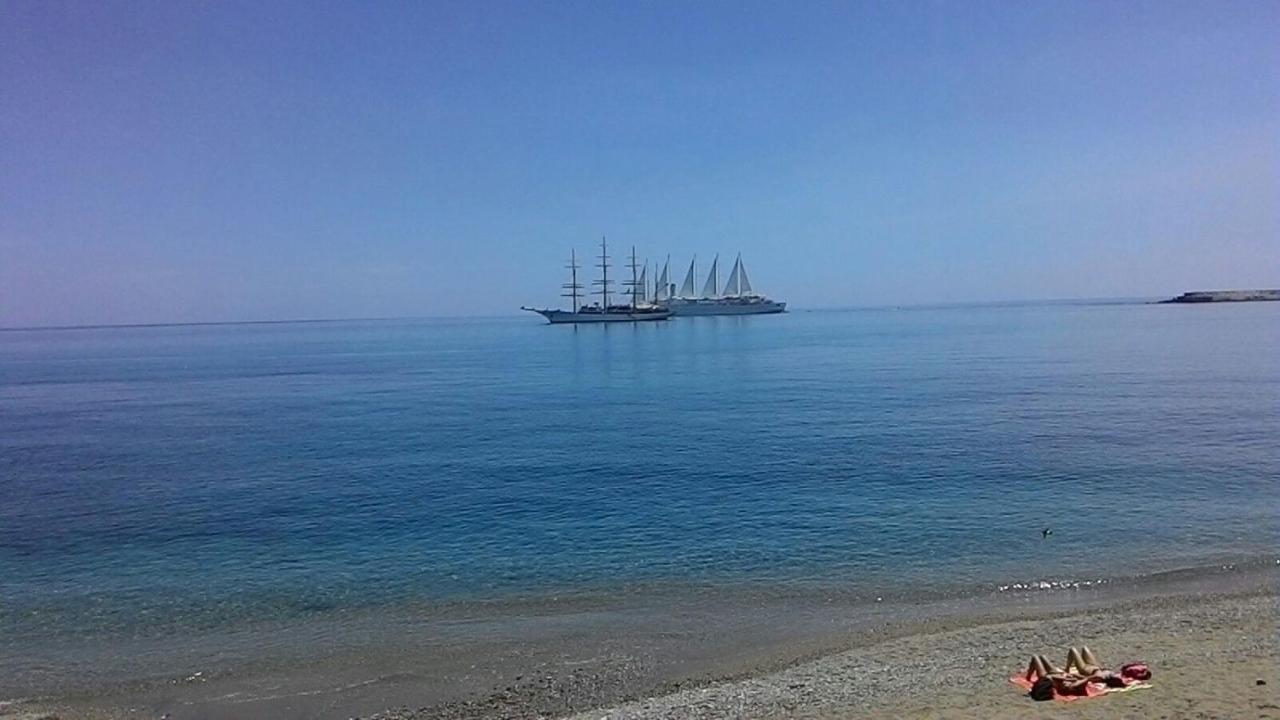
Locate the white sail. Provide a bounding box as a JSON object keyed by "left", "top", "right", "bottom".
{"left": 679, "top": 256, "right": 697, "bottom": 298}
{"left": 636, "top": 264, "right": 648, "bottom": 304}
{"left": 701, "top": 254, "right": 719, "bottom": 298}
{"left": 723, "top": 255, "right": 742, "bottom": 296}
{"left": 654, "top": 257, "right": 670, "bottom": 301}
{"left": 739, "top": 257, "right": 753, "bottom": 294}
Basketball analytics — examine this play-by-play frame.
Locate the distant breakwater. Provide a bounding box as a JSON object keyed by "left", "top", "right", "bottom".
{"left": 1159, "top": 289, "right": 1280, "bottom": 304}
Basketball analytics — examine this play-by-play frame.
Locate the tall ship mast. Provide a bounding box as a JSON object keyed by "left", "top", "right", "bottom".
{"left": 623, "top": 246, "right": 651, "bottom": 309}
{"left": 592, "top": 237, "right": 612, "bottom": 312}
{"left": 660, "top": 252, "right": 786, "bottom": 316}
{"left": 653, "top": 255, "right": 672, "bottom": 303}
{"left": 678, "top": 255, "right": 698, "bottom": 298}
{"left": 701, "top": 254, "right": 720, "bottom": 299}
{"left": 561, "top": 248, "right": 582, "bottom": 313}
{"left": 522, "top": 238, "right": 673, "bottom": 324}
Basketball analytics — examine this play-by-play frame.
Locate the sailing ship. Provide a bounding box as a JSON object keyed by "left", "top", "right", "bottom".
{"left": 522, "top": 238, "right": 673, "bottom": 324}
{"left": 659, "top": 253, "right": 786, "bottom": 316}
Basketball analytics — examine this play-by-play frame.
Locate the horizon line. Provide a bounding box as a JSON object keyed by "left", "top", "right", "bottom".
{"left": 0, "top": 295, "right": 1178, "bottom": 332}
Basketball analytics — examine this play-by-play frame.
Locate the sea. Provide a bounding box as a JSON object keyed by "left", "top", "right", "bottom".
{"left": 1, "top": 300, "right": 1277, "bottom": 712}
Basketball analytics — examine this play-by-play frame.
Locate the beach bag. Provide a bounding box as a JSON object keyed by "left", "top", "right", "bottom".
{"left": 1120, "top": 662, "right": 1151, "bottom": 681}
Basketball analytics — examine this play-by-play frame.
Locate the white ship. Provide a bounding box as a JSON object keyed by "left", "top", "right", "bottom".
{"left": 523, "top": 239, "right": 673, "bottom": 324}
{"left": 658, "top": 253, "right": 786, "bottom": 316}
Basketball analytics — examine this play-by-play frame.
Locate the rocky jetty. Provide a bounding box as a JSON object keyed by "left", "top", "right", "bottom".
{"left": 1160, "top": 289, "right": 1280, "bottom": 304}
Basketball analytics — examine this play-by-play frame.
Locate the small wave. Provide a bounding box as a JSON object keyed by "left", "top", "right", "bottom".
{"left": 995, "top": 558, "right": 1280, "bottom": 594}
{"left": 996, "top": 578, "right": 1108, "bottom": 592}
{"left": 203, "top": 674, "right": 395, "bottom": 705}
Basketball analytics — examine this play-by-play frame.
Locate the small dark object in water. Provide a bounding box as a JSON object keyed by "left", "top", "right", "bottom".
{"left": 1259, "top": 679, "right": 1268, "bottom": 686}
{"left": 1042, "top": 528, "right": 1053, "bottom": 539}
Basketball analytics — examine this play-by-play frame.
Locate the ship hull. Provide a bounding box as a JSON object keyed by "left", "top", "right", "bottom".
{"left": 525, "top": 308, "right": 673, "bottom": 324}
{"left": 663, "top": 299, "right": 787, "bottom": 316}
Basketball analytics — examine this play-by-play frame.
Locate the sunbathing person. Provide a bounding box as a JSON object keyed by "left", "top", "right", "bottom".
{"left": 1065, "top": 647, "right": 1151, "bottom": 686}
{"left": 1023, "top": 649, "right": 1152, "bottom": 700}
{"left": 1022, "top": 655, "right": 1095, "bottom": 698}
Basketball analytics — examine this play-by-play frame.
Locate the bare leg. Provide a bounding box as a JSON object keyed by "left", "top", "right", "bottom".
{"left": 1067, "top": 646, "right": 1105, "bottom": 675}
{"left": 1065, "top": 647, "right": 1082, "bottom": 673}
{"left": 1066, "top": 647, "right": 1092, "bottom": 674}
{"left": 1025, "top": 655, "right": 1054, "bottom": 680}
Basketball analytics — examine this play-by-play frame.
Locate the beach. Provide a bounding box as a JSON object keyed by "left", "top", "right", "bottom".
{"left": 560, "top": 587, "right": 1279, "bottom": 720}
{"left": 5, "top": 564, "right": 1275, "bottom": 719}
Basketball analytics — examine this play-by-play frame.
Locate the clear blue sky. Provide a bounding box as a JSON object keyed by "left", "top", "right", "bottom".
{"left": 2, "top": 0, "right": 1276, "bottom": 326}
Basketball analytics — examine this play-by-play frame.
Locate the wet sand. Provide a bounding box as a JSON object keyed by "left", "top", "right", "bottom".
{"left": 9, "top": 564, "right": 1275, "bottom": 720}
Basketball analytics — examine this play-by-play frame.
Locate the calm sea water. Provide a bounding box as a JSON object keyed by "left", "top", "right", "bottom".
{"left": 1, "top": 302, "right": 1277, "bottom": 689}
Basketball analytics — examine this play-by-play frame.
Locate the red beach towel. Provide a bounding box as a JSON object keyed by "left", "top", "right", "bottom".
{"left": 1008, "top": 674, "right": 1105, "bottom": 702}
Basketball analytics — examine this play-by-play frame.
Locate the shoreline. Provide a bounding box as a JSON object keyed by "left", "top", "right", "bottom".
{"left": 7, "top": 561, "right": 1276, "bottom": 720}
{"left": 559, "top": 589, "right": 1279, "bottom": 720}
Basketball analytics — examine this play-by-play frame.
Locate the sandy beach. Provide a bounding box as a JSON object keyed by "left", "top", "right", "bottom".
{"left": 356, "top": 586, "right": 1279, "bottom": 720}
{"left": 559, "top": 592, "right": 1279, "bottom": 720}
{"left": 4, "top": 571, "right": 1276, "bottom": 720}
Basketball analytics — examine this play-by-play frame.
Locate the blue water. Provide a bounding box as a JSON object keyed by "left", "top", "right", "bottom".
{"left": 2, "top": 302, "right": 1277, "bottom": 660}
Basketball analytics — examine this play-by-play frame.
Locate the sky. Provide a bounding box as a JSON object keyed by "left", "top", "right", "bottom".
{"left": 2, "top": 0, "right": 1276, "bottom": 326}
